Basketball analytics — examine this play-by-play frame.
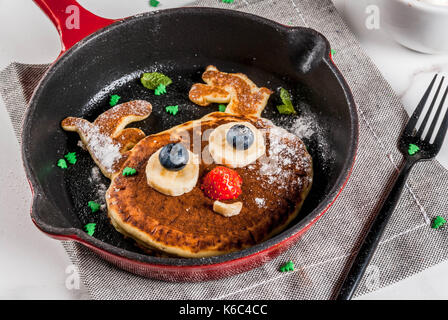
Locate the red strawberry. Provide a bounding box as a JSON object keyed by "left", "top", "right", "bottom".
{"left": 201, "top": 166, "right": 243, "bottom": 200}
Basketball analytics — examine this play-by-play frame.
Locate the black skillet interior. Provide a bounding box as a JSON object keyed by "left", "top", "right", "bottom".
{"left": 23, "top": 8, "right": 357, "bottom": 263}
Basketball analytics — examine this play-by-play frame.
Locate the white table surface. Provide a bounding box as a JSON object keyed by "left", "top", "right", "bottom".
{"left": 1, "top": 0, "right": 448, "bottom": 300}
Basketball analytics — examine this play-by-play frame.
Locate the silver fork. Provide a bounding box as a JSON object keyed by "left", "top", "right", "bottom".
{"left": 336, "top": 74, "right": 448, "bottom": 300}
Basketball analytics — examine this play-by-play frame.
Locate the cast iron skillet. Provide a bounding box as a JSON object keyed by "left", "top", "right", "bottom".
{"left": 24, "top": 0, "right": 358, "bottom": 281}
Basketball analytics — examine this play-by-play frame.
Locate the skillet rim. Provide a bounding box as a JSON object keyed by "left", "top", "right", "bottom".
{"left": 22, "top": 7, "right": 359, "bottom": 267}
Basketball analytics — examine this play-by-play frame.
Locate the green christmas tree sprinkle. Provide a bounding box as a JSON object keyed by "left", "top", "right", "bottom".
{"left": 166, "top": 105, "right": 179, "bottom": 115}
{"left": 84, "top": 223, "right": 96, "bottom": 236}
{"left": 64, "top": 152, "right": 77, "bottom": 165}
{"left": 222, "top": 0, "right": 235, "bottom": 3}
{"left": 279, "top": 260, "right": 295, "bottom": 272}
{"left": 331, "top": 49, "right": 336, "bottom": 56}
{"left": 88, "top": 201, "right": 101, "bottom": 213}
{"left": 218, "top": 104, "right": 227, "bottom": 112}
{"left": 109, "top": 94, "right": 121, "bottom": 107}
{"left": 123, "top": 167, "right": 137, "bottom": 176}
{"left": 154, "top": 83, "right": 167, "bottom": 96}
{"left": 141, "top": 72, "right": 172, "bottom": 90}
{"left": 408, "top": 143, "right": 420, "bottom": 155}
{"left": 432, "top": 216, "right": 447, "bottom": 229}
{"left": 276, "top": 88, "right": 297, "bottom": 115}
{"left": 57, "top": 159, "right": 67, "bottom": 169}
{"left": 149, "top": 0, "right": 160, "bottom": 7}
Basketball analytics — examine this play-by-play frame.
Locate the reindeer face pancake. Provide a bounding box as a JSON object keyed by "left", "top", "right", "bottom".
{"left": 61, "top": 67, "right": 313, "bottom": 258}
{"left": 106, "top": 112, "right": 313, "bottom": 258}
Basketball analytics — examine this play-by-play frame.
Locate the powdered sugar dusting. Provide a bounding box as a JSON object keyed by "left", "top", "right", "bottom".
{"left": 289, "top": 114, "right": 316, "bottom": 140}
{"left": 77, "top": 140, "right": 86, "bottom": 150}
{"left": 280, "top": 104, "right": 332, "bottom": 165}
{"left": 105, "top": 100, "right": 152, "bottom": 121}
{"left": 258, "top": 125, "right": 311, "bottom": 190}
{"left": 255, "top": 198, "right": 266, "bottom": 208}
{"left": 88, "top": 166, "right": 107, "bottom": 209}
{"left": 78, "top": 121, "right": 122, "bottom": 173}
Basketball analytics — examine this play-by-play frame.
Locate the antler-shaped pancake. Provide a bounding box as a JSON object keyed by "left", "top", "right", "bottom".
{"left": 189, "top": 65, "right": 272, "bottom": 117}
{"left": 61, "top": 100, "right": 152, "bottom": 179}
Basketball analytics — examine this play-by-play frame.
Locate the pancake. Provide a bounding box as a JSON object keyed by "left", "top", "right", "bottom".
{"left": 61, "top": 100, "right": 152, "bottom": 178}
{"left": 106, "top": 112, "right": 313, "bottom": 258}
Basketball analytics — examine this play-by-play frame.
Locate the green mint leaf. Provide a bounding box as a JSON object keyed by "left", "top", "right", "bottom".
{"left": 277, "top": 88, "right": 296, "bottom": 115}
{"left": 279, "top": 87, "right": 292, "bottom": 104}
{"left": 141, "top": 72, "right": 172, "bottom": 90}
{"left": 277, "top": 104, "right": 296, "bottom": 115}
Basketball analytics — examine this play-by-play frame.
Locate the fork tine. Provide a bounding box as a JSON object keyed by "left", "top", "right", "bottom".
{"left": 416, "top": 76, "right": 445, "bottom": 137}
{"left": 404, "top": 74, "right": 438, "bottom": 136}
{"left": 433, "top": 96, "right": 448, "bottom": 151}
{"left": 426, "top": 85, "right": 448, "bottom": 143}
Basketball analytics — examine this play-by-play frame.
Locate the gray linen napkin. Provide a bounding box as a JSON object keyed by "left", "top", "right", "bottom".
{"left": 2, "top": 0, "right": 448, "bottom": 300}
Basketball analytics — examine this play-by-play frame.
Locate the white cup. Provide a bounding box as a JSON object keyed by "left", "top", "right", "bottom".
{"left": 343, "top": 0, "right": 448, "bottom": 54}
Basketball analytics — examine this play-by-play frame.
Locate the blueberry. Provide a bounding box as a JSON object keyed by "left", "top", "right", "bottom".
{"left": 226, "top": 124, "right": 255, "bottom": 150}
{"left": 159, "top": 143, "right": 189, "bottom": 171}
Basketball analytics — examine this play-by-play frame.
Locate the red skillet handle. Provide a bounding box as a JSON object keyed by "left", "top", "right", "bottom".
{"left": 33, "top": 0, "right": 118, "bottom": 54}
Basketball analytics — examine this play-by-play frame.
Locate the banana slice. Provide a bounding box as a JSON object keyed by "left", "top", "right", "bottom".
{"left": 213, "top": 201, "right": 243, "bottom": 217}
{"left": 146, "top": 147, "right": 199, "bottom": 196}
{"left": 208, "top": 122, "right": 265, "bottom": 168}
